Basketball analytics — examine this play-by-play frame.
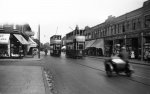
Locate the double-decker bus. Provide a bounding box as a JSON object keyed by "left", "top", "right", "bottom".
{"left": 66, "top": 26, "right": 85, "bottom": 58}
{"left": 50, "top": 35, "right": 61, "bottom": 56}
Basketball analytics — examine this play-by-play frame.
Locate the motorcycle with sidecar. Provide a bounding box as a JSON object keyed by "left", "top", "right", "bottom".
{"left": 104, "top": 56, "right": 134, "bottom": 77}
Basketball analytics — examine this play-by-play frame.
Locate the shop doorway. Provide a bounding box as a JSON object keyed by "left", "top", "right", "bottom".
{"left": 126, "top": 38, "right": 139, "bottom": 59}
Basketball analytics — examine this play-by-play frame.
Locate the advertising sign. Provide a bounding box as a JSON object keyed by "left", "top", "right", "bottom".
{"left": 0, "top": 34, "right": 10, "bottom": 44}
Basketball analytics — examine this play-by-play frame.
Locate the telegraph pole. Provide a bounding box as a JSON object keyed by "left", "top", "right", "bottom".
{"left": 38, "top": 24, "right": 40, "bottom": 58}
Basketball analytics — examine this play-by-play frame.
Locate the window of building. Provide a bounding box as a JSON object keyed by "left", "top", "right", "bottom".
{"left": 137, "top": 18, "right": 142, "bottom": 29}
{"left": 132, "top": 19, "right": 136, "bottom": 30}
{"left": 122, "top": 23, "right": 125, "bottom": 32}
{"left": 117, "top": 24, "right": 120, "bottom": 33}
{"left": 126, "top": 21, "right": 130, "bottom": 31}
{"left": 114, "top": 25, "right": 116, "bottom": 34}
{"left": 145, "top": 15, "right": 150, "bottom": 28}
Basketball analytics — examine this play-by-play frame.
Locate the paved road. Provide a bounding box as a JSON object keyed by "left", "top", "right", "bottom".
{"left": 43, "top": 53, "right": 150, "bottom": 94}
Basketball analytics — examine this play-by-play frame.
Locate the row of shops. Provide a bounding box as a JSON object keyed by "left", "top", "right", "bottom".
{"left": 85, "top": 29, "right": 150, "bottom": 60}
{"left": 0, "top": 33, "right": 37, "bottom": 59}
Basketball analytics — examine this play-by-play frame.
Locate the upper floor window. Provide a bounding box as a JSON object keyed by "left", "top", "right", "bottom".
{"left": 137, "top": 18, "right": 142, "bottom": 29}
{"left": 114, "top": 25, "right": 116, "bottom": 34}
{"left": 122, "top": 23, "right": 125, "bottom": 32}
{"left": 132, "top": 19, "right": 136, "bottom": 30}
{"left": 126, "top": 21, "right": 130, "bottom": 31}
{"left": 145, "top": 15, "right": 150, "bottom": 28}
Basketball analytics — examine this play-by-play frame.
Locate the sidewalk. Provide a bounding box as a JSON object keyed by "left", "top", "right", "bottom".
{"left": 0, "top": 53, "right": 44, "bottom": 62}
{"left": 0, "top": 66, "right": 45, "bottom": 94}
{"left": 87, "top": 56, "right": 150, "bottom": 66}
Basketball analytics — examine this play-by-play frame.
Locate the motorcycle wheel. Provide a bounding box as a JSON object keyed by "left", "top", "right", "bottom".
{"left": 106, "top": 71, "right": 112, "bottom": 77}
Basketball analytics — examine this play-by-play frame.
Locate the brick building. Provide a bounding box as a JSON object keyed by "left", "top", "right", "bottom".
{"left": 84, "top": 0, "right": 150, "bottom": 61}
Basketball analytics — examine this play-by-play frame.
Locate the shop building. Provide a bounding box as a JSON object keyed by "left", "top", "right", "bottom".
{"left": 0, "top": 24, "right": 37, "bottom": 58}
{"left": 84, "top": 0, "right": 150, "bottom": 61}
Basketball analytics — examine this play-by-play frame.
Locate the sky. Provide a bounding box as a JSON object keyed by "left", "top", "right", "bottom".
{"left": 0, "top": 0, "right": 147, "bottom": 43}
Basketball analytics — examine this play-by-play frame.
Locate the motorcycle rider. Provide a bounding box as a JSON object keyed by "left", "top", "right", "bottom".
{"left": 119, "top": 47, "right": 129, "bottom": 61}
{"left": 119, "top": 46, "right": 130, "bottom": 69}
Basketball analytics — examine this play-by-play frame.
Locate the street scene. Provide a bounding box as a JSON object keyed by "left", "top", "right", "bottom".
{"left": 0, "top": 52, "right": 150, "bottom": 94}
{"left": 0, "top": 0, "right": 150, "bottom": 94}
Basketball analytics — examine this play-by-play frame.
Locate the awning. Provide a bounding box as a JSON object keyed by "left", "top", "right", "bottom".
{"left": 91, "top": 39, "right": 104, "bottom": 55}
{"left": 27, "top": 37, "right": 37, "bottom": 51}
{"left": 85, "top": 40, "right": 96, "bottom": 48}
{"left": 28, "top": 37, "right": 37, "bottom": 47}
{"left": 13, "top": 34, "right": 29, "bottom": 45}
{"left": 0, "top": 34, "right": 10, "bottom": 44}
{"left": 91, "top": 39, "right": 104, "bottom": 49}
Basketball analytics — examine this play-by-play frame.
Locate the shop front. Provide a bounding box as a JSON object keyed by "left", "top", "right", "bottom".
{"left": 104, "top": 37, "right": 114, "bottom": 57}
{"left": 9, "top": 34, "right": 29, "bottom": 58}
{"left": 113, "top": 35, "right": 125, "bottom": 55}
{"left": 143, "top": 31, "right": 150, "bottom": 60}
{"left": 90, "top": 39, "right": 104, "bottom": 56}
{"left": 0, "top": 33, "right": 10, "bottom": 58}
{"left": 126, "top": 33, "right": 140, "bottom": 59}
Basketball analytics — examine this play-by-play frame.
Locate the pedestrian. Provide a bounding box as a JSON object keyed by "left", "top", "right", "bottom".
{"left": 44, "top": 48, "right": 48, "bottom": 56}
{"left": 144, "top": 50, "right": 149, "bottom": 63}
{"left": 147, "top": 51, "right": 150, "bottom": 63}
{"left": 130, "top": 50, "right": 135, "bottom": 59}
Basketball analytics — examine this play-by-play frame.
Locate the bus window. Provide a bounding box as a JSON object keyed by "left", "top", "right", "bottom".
{"left": 56, "top": 45, "right": 60, "bottom": 50}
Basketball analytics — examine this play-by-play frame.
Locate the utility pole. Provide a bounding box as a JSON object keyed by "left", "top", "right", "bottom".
{"left": 38, "top": 24, "right": 40, "bottom": 58}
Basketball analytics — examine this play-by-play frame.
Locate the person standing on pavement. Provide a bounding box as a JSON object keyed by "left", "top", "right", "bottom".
{"left": 144, "top": 50, "right": 149, "bottom": 63}
{"left": 44, "top": 48, "right": 48, "bottom": 56}
{"left": 147, "top": 51, "right": 150, "bottom": 63}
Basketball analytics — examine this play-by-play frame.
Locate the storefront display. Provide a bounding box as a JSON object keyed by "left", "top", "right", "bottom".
{"left": 0, "top": 34, "right": 10, "bottom": 58}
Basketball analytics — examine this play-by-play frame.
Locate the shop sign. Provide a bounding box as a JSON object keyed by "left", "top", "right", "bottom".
{"left": 0, "top": 34, "right": 10, "bottom": 44}
{"left": 126, "top": 33, "right": 139, "bottom": 38}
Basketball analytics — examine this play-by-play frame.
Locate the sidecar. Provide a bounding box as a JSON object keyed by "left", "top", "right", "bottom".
{"left": 104, "top": 57, "right": 134, "bottom": 77}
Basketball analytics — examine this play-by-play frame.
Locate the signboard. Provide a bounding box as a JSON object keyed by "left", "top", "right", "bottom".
{"left": 0, "top": 34, "right": 10, "bottom": 44}
{"left": 75, "top": 36, "right": 85, "bottom": 42}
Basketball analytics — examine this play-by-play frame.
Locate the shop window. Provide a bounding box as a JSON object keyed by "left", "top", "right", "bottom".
{"left": 145, "top": 15, "right": 150, "bottom": 28}
{"left": 0, "top": 45, "right": 8, "bottom": 57}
